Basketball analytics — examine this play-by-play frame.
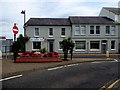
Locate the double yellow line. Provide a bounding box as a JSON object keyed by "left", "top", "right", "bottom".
{"left": 99, "top": 79, "right": 120, "bottom": 90}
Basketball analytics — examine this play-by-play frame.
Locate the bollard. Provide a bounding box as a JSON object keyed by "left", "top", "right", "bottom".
{"left": 106, "top": 51, "right": 109, "bottom": 58}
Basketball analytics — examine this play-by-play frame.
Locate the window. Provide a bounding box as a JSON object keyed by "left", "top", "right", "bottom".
{"left": 90, "top": 41, "right": 100, "bottom": 50}
{"left": 33, "top": 42, "right": 41, "bottom": 49}
{"left": 111, "top": 26, "right": 116, "bottom": 35}
{"left": 96, "top": 26, "right": 100, "bottom": 34}
{"left": 90, "top": 26, "right": 94, "bottom": 34}
{"left": 34, "top": 28, "right": 39, "bottom": 37}
{"left": 81, "top": 26, "right": 86, "bottom": 35}
{"left": 75, "top": 26, "right": 80, "bottom": 35}
{"left": 111, "top": 41, "right": 115, "bottom": 50}
{"left": 106, "top": 26, "right": 110, "bottom": 35}
{"left": 75, "top": 41, "right": 86, "bottom": 50}
{"left": 61, "top": 28, "right": 65, "bottom": 36}
{"left": 49, "top": 28, "right": 53, "bottom": 36}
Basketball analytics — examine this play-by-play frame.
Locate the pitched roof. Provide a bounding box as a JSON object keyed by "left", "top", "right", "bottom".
{"left": 103, "top": 8, "right": 120, "bottom": 15}
{"left": 69, "top": 16, "right": 117, "bottom": 24}
{"left": 25, "top": 18, "right": 71, "bottom": 26}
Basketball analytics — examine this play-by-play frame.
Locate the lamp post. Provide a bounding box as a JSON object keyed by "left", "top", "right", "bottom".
{"left": 21, "top": 10, "right": 26, "bottom": 36}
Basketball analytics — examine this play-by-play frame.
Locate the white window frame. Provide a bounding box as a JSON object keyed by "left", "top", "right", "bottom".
{"left": 75, "top": 41, "right": 86, "bottom": 51}
{"left": 81, "top": 26, "right": 86, "bottom": 35}
{"left": 48, "top": 28, "right": 54, "bottom": 37}
{"left": 111, "top": 40, "right": 116, "bottom": 50}
{"left": 90, "top": 41, "right": 100, "bottom": 51}
{"left": 75, "top": 26, "right": 80, "bottom": 35}
{"left": 32, "top": 41, "right": 41, "bottom": 51}
{"left": 90, "top": 26, "right": 94, "bottom": 35}
{"left": 105, "top": 26, "right": 110, "bottom": 35}
{"left": 34, "top": 28, "right": 39, "bottom": 37}
{"left": 61, "top": 28, "right": 66, "bottom": 37}
{"left": 111, "top": 26, "right": 116, "bottom": 35}
{"left": 96, "top": 26, "right": 100, "bottom": 35}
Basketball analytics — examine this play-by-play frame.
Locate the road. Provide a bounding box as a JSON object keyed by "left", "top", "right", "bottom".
{"left": 2, "top": 59, "right": 119, "bottom": 89}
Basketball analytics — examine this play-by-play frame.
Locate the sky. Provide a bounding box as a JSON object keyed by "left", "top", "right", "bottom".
{"left": 0, "top": 0, "right": 120, "bottom": 39}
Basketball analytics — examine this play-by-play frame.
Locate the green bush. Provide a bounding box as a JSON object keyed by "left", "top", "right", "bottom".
{"left": 39, "top": 48, "right": 47, "bottom": 54}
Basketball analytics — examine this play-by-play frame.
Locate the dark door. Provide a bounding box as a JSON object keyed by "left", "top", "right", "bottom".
{"left": 101, "top": 40, "right": 107, "bottom": 54}
{"left": 49, "top": 41, "right": 53, "bottom": 52}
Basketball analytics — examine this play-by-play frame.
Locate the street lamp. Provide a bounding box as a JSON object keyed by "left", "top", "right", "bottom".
{"left": 21, "top": 10, "right": 26, "bottom": 36}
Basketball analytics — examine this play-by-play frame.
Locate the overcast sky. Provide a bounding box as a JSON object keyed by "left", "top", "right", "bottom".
{"left": 0, "top": 0, "right": 119, "bottom": 39}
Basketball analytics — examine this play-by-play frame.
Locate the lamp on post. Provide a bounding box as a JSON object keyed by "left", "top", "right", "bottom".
{"left": 21, "top": 10, "right": 26, "bottom": 36}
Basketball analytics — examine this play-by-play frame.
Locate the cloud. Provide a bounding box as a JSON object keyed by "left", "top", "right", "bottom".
{"left": 0, "top": 0, "right": 119, "bottom": 39}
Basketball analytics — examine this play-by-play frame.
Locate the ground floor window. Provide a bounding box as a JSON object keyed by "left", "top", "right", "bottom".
{"left": 90, "top": 41, "right": 100, "bottom": 50}
{"left": 75, "top": 41, "right": 86, "bottom": 50}
{"left": 33, "top": 42, "right": 41, "bottom": 49}
{"left": 111, "top": 41, "right": 115, "bottom": 50}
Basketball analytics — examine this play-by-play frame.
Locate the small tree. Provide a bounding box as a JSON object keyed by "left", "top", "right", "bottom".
{"left": 69, "top": 40, "right": 74, "bottom": 60}
{"left": 61, "top": 38, "right": 74, "bottom": 60}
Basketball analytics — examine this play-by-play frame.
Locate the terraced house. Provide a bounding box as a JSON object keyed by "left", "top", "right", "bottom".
{"left": 25, "top": 5, "right": 120, "bottom": 54}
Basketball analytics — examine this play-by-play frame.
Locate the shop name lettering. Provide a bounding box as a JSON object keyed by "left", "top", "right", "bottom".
{"left": 30, "top": 38, "right": 44, "bottom": 41}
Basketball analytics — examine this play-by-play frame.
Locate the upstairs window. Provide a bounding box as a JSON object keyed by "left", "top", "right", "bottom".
{"left": 90, "top": 26, "right": 94, "bottom": 34}
{"left": 96, "top": 26, "right": 100, "bottom": 34}
{"left": 111, "top": 26, "right": 116, "bottom": 35}
{"left": 75, "top": 26, "right": 80, "bottom": 35}
{"left": 61, "top": 28, "right": 65, "bottom": 36}
{"left": 81, "top": 26, "right": 86, "bottom": 35}
{"left": 34, "top": 28, "right": 39, "bottom": 37}
{"left": 106, "top": 26, "right": 110, "bottom": 35}
{"left": 49, "top": 28, "right": 53, "bottom": 36}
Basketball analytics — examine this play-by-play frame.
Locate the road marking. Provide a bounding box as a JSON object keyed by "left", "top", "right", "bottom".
{"left": 0, "top": 74, "right": 22, "bottom": 82}
{"left": 48, "top": 66, "right": 64, "bottom": 71}
{"left": 106, "top": 79, "right": 120, "bottom": 89}
{"left": 91, "top": 62, "right": 102, "bottom": 63}
{"left": 114, "top": 59, "right": 118, "bottom": 62}
{"left": 48, "top": 63, "right": 79, "bottom": 71}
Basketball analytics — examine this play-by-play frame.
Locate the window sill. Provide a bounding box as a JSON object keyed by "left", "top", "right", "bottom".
{"left": 61, "top": 36, "right": 66, "bottom": 38}
{"left": 75, "top": 49, "right": 86, "bottom": 51}
{"left": 111, "top": 49, "right": 116, "bottom": 51}
{"left": 48, "top": 35, "right": 54, "bottom": 38}
{"left": 90, "top": 49, "right": 100, "bottom": 51}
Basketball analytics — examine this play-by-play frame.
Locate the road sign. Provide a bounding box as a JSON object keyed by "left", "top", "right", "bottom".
{"left": 12, "top": 25, "right": 19, "bottom": 34}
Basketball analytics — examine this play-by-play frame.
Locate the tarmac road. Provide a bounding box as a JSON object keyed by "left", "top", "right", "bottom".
{"left": 2, "top": 60, "right": 119, "bottom": 89}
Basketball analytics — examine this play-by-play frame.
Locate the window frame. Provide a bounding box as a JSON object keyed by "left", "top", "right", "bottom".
{"left": 96, "top": 26, "right": 100, "bottom": 35}
{"left": 75, "top": 25, "right": 80, "bottom": 35}
{"left": 111, "top": 26, "right": 116, "bottom": 35}
{"left": 61, "top": 28, "right": 66, "bottom": 37}
{"left": 111, "top": 41, "right": 116, "bottom": 50}
{"left": 34, "top": 28, "right": 39, "bottom": 37}
{"left": 48, "top": 28, "right": 54, "bottom": 37}
{"left": 90, "top": 26, "right": 94, "bottom": 35}
{"left": 32, "top": 42, "right": 41, "bottom": 50}
{"left": 81, "top": 26, "right": 86, "bottom": 35}
{"left": 105, "top": 26, "right": 110, "bottom": 35}
{"left": 75, "top": 41, "right": 86, "bottom": 51}
{"left": 90, "top": 41, "right": 100, "bottom": 51}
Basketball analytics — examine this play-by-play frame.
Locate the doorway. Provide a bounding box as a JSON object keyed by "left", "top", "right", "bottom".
{"left": 101, "top": 40, "right": 107, "bottom": 54}
{"left": 48, "top": 40, "right": 54, "bottom": 52}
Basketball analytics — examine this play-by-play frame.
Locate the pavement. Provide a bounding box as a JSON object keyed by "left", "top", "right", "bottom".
{"left": 1, "top": 54, "right": 116, "bottom": 78}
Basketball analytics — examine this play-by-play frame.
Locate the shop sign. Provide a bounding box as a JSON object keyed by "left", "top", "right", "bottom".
{"left": 30, "top": 38, "right": 44, "bottom": 41}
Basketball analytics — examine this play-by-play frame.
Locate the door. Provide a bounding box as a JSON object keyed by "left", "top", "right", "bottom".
{"left": 101, "top": 40, "right": 107, "bottom": 54}
{"left": 49, "top": 41, "right": 54, "bottom": 52}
